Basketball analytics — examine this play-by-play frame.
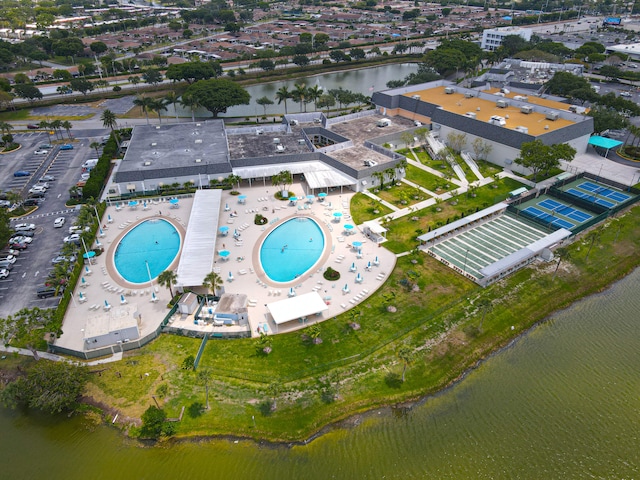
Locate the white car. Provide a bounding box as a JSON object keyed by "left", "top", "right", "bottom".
{"left": 37, "top": 182, "right": 49, "bottom": 189}
{"left": 34, "top": 149, "right": 49, "bottom": 155}
{"left": 29, "top": 186, "right": 47, "bottom": 194}
{"left": 54, "top": 217, "right": 65, "bottom": 228}
{"left": 80, "top": 173, "right": 90, "bottom": 181}
{"left": 0, "top": 268, "right": 9, "bottom": 279}
{"left": 63, "top": 234, "right": 80, "bottom": 244}
{"left": 68, "top": 225, "right": 90, "bottom": 234}
{"left": 14, "top": 223, "right": 35, "bottom": 231}
{"left": 620, "top": 91, "right": 633, "bottom": 97}
{"left": 9, "top": 235, "right": 33, "bottom": 244}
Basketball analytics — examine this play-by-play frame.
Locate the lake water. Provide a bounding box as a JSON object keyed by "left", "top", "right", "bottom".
{"left": 2, "top": 267, "right": 640, "bottom": 479}
{"left": 172, "top": 63, "right": 418, "bottom": 119}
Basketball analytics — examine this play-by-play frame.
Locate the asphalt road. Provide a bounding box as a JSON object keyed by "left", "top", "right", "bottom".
{"left": 0, "top": 132, "right": 106, "bottom": 318}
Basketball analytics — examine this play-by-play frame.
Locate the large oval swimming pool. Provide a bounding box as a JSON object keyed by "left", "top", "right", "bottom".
{"left": 260, "top": 217, "right": 325, "bottom": 283}
{"left": 114, "top": 219, "right": 181, "bottom": 284}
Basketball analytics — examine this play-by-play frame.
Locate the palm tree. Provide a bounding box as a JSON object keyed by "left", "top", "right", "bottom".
{"left": 165, "top": 91, "right": 179, "bottom": 122}
{"left": 396, "top": 345, "right": 413, "bottom": 383}
{"left": 50, "top": 119, "right": 63, "bottom": 140}
{"left": 292, "top": 83, "right": 307, "bottom": 112}
{"left": 0, "top": 121, "right": 13, "bottom": 137}
{"left": 197, "top": 367, "right": 213, "bottom": 410}
{"left": 585, "top": 227, "right": 603, "bottom": 261}
{"left": 128, "top": 75, "right": 140, "bottom": 91}
{"left": 149, "top": 97, "right": 168, "bottom": 124}
{"left": 552, "top": 246, "right": 571, "bottom": 280}
{"left": 90, "top": 141, "right": 101, "bottom": 156}
{"left": 275, "top": 86, "right": 291, "bottom": 114}
{"left": 100, "top": 109, "right": 119, "bottom": 147}
{"left": 61, "top": 120, "right": 73, "bottom": 139}
{"left": 179, "top": 93, "right": 201, "bottom": 122}
{"left": 157, "top": 269, "right": 177, "bottom": 297}
{"left": 307, "top": 85, "right": 323, "bottom": 111}
{"left": 133, "top": 95, "right": 154, "bottom": 125}
{"left": 202, "top": 271, "right": 223, "bottom": 296}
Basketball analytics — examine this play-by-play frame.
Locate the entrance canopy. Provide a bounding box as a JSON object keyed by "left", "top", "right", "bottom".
{"left": 589, "top": 136, "right": 623, "bottom": 158}
{"left": 233, "top": 161, "right": 355, "bottom": 190}
{"left": 267, "top": 292, "right": 328, "bottom": 325}
{"left": 176, "top": 189, "right": 221, "bottom": 287}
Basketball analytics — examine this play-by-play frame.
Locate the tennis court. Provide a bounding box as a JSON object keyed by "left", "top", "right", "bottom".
{"left": 521, "top": 206, "right": 575, "bottom": 229}
{"left": 565, "top": 188, "right": 616, "bottom": 208}
{"left": 538, "top": 199, "right": 593, "bottom": 222}
{"left": 577, "top": 181, "right": 631, "bottom": 203}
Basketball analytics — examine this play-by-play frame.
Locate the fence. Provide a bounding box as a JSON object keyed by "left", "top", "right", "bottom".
{"left": 326, "top": 109, "right": 375, "bottom": 126}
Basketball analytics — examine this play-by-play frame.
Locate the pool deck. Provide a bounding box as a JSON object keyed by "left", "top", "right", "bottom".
{"left": 55, "top": 185, "right": 396, "bottom": 354}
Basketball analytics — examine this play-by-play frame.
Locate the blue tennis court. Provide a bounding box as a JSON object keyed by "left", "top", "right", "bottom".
{"left": 522, "top": 206, "right": 575, "bottom": 229}
{"left": 578, "top": 181, "right": 630, "bottom": 203}
{"left": 538, "top": 199, "right": 593, "bottom": 222}
{"left": 566, "top": 188, "right": 616, "bottom": 208}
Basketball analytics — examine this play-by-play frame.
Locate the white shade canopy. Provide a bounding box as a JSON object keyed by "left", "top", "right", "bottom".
{"left": 267, "top": 292, "right": 328, "bottom": 325}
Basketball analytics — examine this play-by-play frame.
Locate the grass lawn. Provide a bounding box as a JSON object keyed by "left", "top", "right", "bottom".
{"left": 350, "top": 193, "right": 394, "bottom": 225}
{"left": 476, "top": 159, "right": 502, "bottom": 178}
{"left": 403, "top": 147, "right": 457, "bottom": 178}
{"left": 85, "top": 205, "right": 640, "bottom": 442}
{"left": 381, "top": 177, "right": 527, "bottom": 254}
{"left": 372, "top": 182, "right": 430, "bottom": 207}
{"left": 405, "top": 164, "right": 456, "bottom": 193}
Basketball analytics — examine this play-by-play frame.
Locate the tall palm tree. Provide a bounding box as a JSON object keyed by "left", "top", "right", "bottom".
{"left": 61, "top": 120, "right": 73, "bottom": 139}
{"left": 149, "top": 97, "right": 168, "bottom": 124}
{"left": 197, "top": 367, "right": 213, "bottom": 410}
{"left": 157, "top": 269, "right": 177, "bottom": 297}
{"left": 89, "top": 141, "right": 101, "bottom": 156}
{"left": 275, "top": 86, "right": 291, "bottom": 114}
{"left": 100, "top": 109, "right": 120, "bottom": 147}
{"left": 128, "top": 75, "right": 140, "bottom": 91}
{"left": 307, "top": 85, "right": 323, "bottom": 111}
{"left": 133, "top": 95, "right": 154, "bottom": 125}
{"left": 179, "top": 93, "right": 201, "bottom": 122}
{"left": 292, "top": 83, "right": 307, "bottom": 112}
{"left": 165, "top": 91, "right": 179, "bottom": 122}
{"left": 397, "top": 345, "right": 413, "bottom": 383}
{"left": 552, "top": 246, "right": 571, "bottom": 280}
{"left": 202, "top": 271, "right": 223, "bottom": 297}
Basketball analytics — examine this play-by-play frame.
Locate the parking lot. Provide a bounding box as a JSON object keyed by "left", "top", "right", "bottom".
{"left": 1, "top": 131, "right": 107, "bottom": 317}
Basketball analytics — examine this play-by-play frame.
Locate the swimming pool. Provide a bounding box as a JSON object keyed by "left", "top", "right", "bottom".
{"left": 260, "top": 217, "right": 325, "bottom": 283}
{"left": 114, "top": 219, "right": 181, "bottom": 284}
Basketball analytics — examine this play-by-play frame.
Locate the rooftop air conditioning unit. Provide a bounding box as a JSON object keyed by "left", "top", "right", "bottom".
{"left": 195, "top": 158, "right": 202, "bottom": 163}
{"left": 155, "top": 126, "right": 161, "bottom": 129}
{"left": 521, "top": 105, "right": 533, "bottom": 114}
{"left": 298, "top": 139, "right": 306, "bottom": 145}
{"left": 444, "top": 87, "right": 455, "bottom": 94}
{"left": 514, "top": 95, "right": 529, "bottom": 101}
{"left": 545, "top": 112, "right": 559, "bottom": 121}
{"left": 464, "top": 92, "right": 474, "bottom": 98}
{"left": 143, "top": 161, "right": 152, "bottom": 166}
{"left": 273, "top": 138, "right": 280, "bottom": 144}
{"left": 465, "top": 112, "right": 477, "bottom": 119}
{"left": 411, "top": 95, "right": 421, "bottom": 100}
{"left": 489, "top": 115, "right": 507, "bottom": 126}
{"left": 256, "top": 129, "right": 263, "bottom": 135}
{"left": 196, "top": 123, "right": 202, "bottom": 127}
{"left": 496, "top": 99, "right": 508, "bottom": 108}
{"left": 151, "top": 142, "right": 157, "bottom": 147}
{"left": 515, "top": 126, "right": 529, "bottom": 133}
{"left": 195, "top": 139, "right": 202, "bottom": 144}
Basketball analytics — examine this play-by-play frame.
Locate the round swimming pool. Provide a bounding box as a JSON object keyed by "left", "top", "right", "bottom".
{"left": 114, "top": 219, "right": 181, "bottom": 284}
{"left": 260, "top": 217, "right": 325, "bottom": 283}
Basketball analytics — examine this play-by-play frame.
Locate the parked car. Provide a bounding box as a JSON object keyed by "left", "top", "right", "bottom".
{"left": 40, "top": 175, "right": 55, "bottom": 182}
{"left": 80, "top": 173, "right": 90, "bottom": 181}
{"left": 13, "top": 171, "right": 30, "bottom": 177}
{"left": 39, "top": 144, "right": 53, "bottom": 150}
{"left": 0, "top": 260, "right": 14, "bottom": 270}
{"left": 51, "top": 255, "right": 76, "bottom": 264}
{"left": 14, "top": 223, "right": 35, "bottom": 231}
{"left": 29, "top": 186, "right": 47, "bottom": 194}
{"left": 54, "top": 217, "right": 65, "bottom": 228}
{"left": 28, "top": 191, "right": 45, "bottom": 199}
{"left": 9, "top": 235, "right": 33, "bottom": 244}
{"left": 0, "top": 200, "right": 10, "bottom": 208}
{"left": 36, "top": 182, "right": 49, "bottom": 189}
{"left": 34, "top": 149, "right": 49, "bottom": 155}
{"left": 68, "top": 225, "right": 90, "bottom": 234}
{"left": 59, "top": 144, "right": 74, "bottom": 150}
{"left": 63, "top": 234, "right": 80, "bottom": 244}
{"left": 26, "top": 124, "right": 39, "bottom": 130}
{"left": 620, "top": 91, "right": 633, "bottom": 97}
{"left": 0, "top": 249, "right": 19, "bottom": 257}
{"left": 37, "top": 287, "right": 60, "bottom": 298}
{"left": 23, "top": 198, "right": 41, "bottom": 207}
{"left": 9, "top": 242, "right": 28, "bottom": 250}
{"left": 13, "top": 230, "right": 35, "bottom": 238}
{"left": 0, "top": 268, "right": 9, "bottom": 279}
{"left": 0, "top": 255, "right": 16, "bottom": 264}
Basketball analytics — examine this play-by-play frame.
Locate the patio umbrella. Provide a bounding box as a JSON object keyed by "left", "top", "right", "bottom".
{"left": 219, "top": 249, "right": 230, "bottom": 258}
{"left": 342, "top": 283, "right": 349, "bottom": 293}
{"left": 79, "top": 291, "right": 85, "bottom": 301}
{"left": 352, "top": 241, "right": 362, "bottom": 248}
{"left": 289, "top": 196, "right": 298, "bottom": 202}
{"left": 219, "top": 226, "right": 229, "bottom": 234}
{"left": 318, "top": 192, "right": 327, "bottom": 198}
{"left": 356, "top": 273, "right": 363, "bottom": 283}
{"left": 333, "top": 212, "right": 343, "bottom": 218}
{"left": 374, "top": 256, "right": 380, "bottom": 266}
{"left": 169, "top": 198, "right": 179, "bottom": 205}
{"left": 83, "top": 251, "right": 96, "bottom": 259}
{"left": 238, "top": 195, "right": 247, "bottom": 204}
{"left": 128, "top": 200, "right": 138, "bottom": 208}
{"left": 120, "top": 294, "right": 127, "bottom": 304}
{"left": 344, "top": 224, "right": 354, "bottom": 231}
{"left": 104, "top": 300, "right": 111, "bottom": 308}
{"left": 306, "top": 194, "right": 315, "bottom": 202}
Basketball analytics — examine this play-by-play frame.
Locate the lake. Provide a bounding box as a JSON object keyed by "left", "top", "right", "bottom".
{"left": 2, "top": 267, "right": 640, "bottom": 479}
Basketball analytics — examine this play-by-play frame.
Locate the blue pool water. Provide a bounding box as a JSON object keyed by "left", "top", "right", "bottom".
{"left": 114, "top": 219, "right": 181, "bottom": 284}
{"left": 260, "top": 217, "right": 325, "bottom": 282}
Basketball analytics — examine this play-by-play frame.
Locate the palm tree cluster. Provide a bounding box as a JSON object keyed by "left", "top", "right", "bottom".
{"left": 133, "top": 95, "right": 170, "bottom": 125}
{"left": 275, "top": 84, "right": 369, "bottom": 115}
{"left": 37, "top": 119, "right": 73, "bottom": 142}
